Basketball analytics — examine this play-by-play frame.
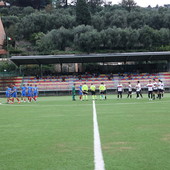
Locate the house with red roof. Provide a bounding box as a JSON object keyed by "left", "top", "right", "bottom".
{"left": 0, "top": 1, "right": 10, "bottom": 7}
{"left": 0, "top": 17, "right": 7, "bottom": 55}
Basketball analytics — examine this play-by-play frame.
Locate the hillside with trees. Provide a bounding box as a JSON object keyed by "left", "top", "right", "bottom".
{"left": 1, "top": 0, "right": 170, "bottom": 55}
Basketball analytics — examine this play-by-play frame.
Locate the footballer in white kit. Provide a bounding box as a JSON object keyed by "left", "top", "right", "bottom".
{"left": 152, "top": 79, "right": 158, "bottom": 100}
{"left": 147, "top": 80, "right": 153, "bottom": 100}
{"left": 117, "top": 83, "right": 123, "bottom": 99}
{"left": 158, "top": 80, "right": 164, "bottom": 99}
{"left": 127, "top": 82, "right": 132, "bottom": 98}
{"left": 136, "top": 81, "right": 143, "bottom": 99}
{"left": 161, "top": 80, "right": 164, "bottom": 98}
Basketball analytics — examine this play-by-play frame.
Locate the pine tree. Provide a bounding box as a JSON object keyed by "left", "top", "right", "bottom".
{"left": 76, "top": 0, "right": 91, "bottom": 25}
{"left": 120, "top": 0, "right": 137, "bottom": 12}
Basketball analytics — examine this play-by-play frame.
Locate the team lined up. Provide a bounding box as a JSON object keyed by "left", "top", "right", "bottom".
{"left": 3, "top": 79, "right": 164, "bottom": 103}
{"left": 118, "top": 79, "right": 164, "bottom": 100}
{"left": 5, "top": 84, "right": 38, "bottom": 104}
{"left": 73, "top": 79, "right": 164, "bottom": 101}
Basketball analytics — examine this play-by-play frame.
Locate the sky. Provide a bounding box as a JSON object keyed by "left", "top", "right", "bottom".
{"left": 111, "top": 0, "right": 170, "bottom": 7}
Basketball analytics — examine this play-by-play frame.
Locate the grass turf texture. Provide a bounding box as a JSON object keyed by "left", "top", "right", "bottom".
{"left": 0, "top": 94, "right": 170, "bottom": 170}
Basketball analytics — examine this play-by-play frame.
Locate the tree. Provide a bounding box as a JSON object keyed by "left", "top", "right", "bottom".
{"left": 73, "top": 25, "right": 94, "bottom": 35}
{"left": 120, "top": 0, "right": 137, "bottom": 12}
{"left": 88, "top": 0, "right": 104, "bottom": 13}
{"left": 118, "top": 28, "right": 129, "bottom": 49}
{"left": 38, "top": 27, "right": 72, "bottom": 51}
{"left": 52, "top": 0, "right": 68, "bottom": 8}
{"left": 73, "top": 25, "right": 98, "bottom": 52}
{"left": 76, "top": 0, "right": 91, "bottom": 25}
{"left": 0, "top": 61, "right": 17, "bottom": 72}
{"left": 7, "top": 0, "right": 51, "bottom": 8}
{"left": 127, "top": 11, "right": 145, "bottom": 28}
{"left": 23, "top": 6, "right": 35, "bottom": 15}
{"left": 100, "top": 27, "right": 121, "bottom": 49}
{"left": 139, "top": 25, "right": 155, "bottom": 48}
{"left": 148, "top": 13, "right": 164, "bottom": 29}
{"left": 163, "top": 14, "right": 170, "bottom": 28}
{"left": 91, "top": 15, "right": 104, "bottom": 31}
{"left": 8, "top": 6, "right": 22, "bottom": 15}
{"left": 16, "top": 13, "right": 49, "bottom": 39}
{"left": 159, "top": 28, "right": 170, "bottom": 46}
{"left": 74, "top": 29, "right": 101, "bottom": 52}
{"left": 30, "top": 32, "right": 45, "bottom": 45}
{"left": 2, "top": 16, "right": 19, "bottom": 28}
{"left": 126, "top": 28, "right": 139, "bottom": 48}
{"left": 2, "top": 2, "right": 170, "bottom": 54}
{"left": 108, "top": 10, "right": 128, "bottom": 28}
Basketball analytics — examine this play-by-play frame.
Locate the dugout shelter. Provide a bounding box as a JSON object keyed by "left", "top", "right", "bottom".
{"left": 11, "top": 51, "right": 170, "bottom": 66}
{"left": 1, "top": 51, "right": 168, "bottom": 97}
{"left": 10, "top": 51, "right": 170, "bottom": 75}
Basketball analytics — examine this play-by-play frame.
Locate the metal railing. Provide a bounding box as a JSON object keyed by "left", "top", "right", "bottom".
{"left": 0, "top": 71, "right": 21, "bottom": 77}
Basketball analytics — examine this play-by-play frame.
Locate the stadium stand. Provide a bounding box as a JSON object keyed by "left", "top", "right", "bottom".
{"left": 0, "top": 77, "right": 23, "bottom": 91}
{"left": 1, "top": 72, "right": 170, "bottom": 92}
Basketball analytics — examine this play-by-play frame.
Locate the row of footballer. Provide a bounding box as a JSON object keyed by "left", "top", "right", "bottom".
{"left": 75, "top": 79, "right": 165, "bottom": 101}
{"left": 0, "top": 79, "right": 165, "bottom": 104}
{"left": 0, "top": 84, "right": 39, "bottom": 104}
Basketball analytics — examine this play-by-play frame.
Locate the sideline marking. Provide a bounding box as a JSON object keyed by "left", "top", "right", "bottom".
{"left": 93, "top": 100, "right": 105, "bottom": 170}
{"left": 0, "top": 100, "right": 169, "bottom": 107}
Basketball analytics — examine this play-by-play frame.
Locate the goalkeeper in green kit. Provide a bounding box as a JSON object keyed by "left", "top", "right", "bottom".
{"left": 72, "top": 83, "right": 76, "bottom": 101}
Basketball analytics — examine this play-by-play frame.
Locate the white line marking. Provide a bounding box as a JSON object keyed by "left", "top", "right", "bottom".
{"left": 93, "top": 100, "right": 105, "bottom": 170}
{"left": 0, "top": 100, "right": 169, "bottom": 107}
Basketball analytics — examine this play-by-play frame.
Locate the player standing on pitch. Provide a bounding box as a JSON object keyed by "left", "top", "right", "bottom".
{"left": 72, "top": 83, "right": 76, "bottom": 101}
{"left": 99, "top": 82, "right": 105, "bottom": 100}
{"left": 160, "top": 80, "right": 164, "bottom": 98}
{"left": 5, "top": 85, "right": 12, "bottom": 104}
{"left": 147, "top": 80, "right": 153, "bottom": 100}
{"left": 158, "top": 79, "right": 164, "bottom": 99}
{"left": 103, "top": 82, "right": 107, "bottom": 99}
{"left": 78, "top": 84, "right": 83, "bottom": 101}
{"left": 117, "top": 82, "right": 123, "bottom": 99}
{"left": 127, "top": 82, "right": 132, "bottom": 98}
{"left": 82, "top": 82, "right": 88, "bottom": 101}
{"left": 152, "top": 79, "right": 158, "bottom": 100}
{"left": 136, "top": 81, "right": 143, "bottom": 99}
{"left": 21, "top": 84, "right": 27, "bottom": 102}
{"left": 33, "top": 84, "right": 38, "bottom": 101}
{"left": 90, "top": 83, "right": 96, "bottom": 100}
{"left": 27, "top": 84, "right": 33, "bottom": 102}
{"left": 11, "top": 84, "right": 20, "bottom": 104}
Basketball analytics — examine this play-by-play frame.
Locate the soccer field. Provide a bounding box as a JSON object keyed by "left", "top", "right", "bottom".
{"left": 0, "top": 94, "right": 170, "bottom": 170}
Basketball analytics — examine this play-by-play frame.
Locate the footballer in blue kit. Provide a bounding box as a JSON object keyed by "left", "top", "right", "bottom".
{"left": 21, "top": 84, "right": 27, "bottom": 102}
{"left": 11, "top": 84, "right": 20, "bottom": 103}
{"left": 79, "top": 85, "right": 83, "bottom": 101}
{"left": 33, "top": 85, "right": 38, "bottom": 101}
{"left": 6, "top": 86, "right": 12, "bottom": 103}
{"left": 27, "top": 84, "right": 33, "bottom": 102}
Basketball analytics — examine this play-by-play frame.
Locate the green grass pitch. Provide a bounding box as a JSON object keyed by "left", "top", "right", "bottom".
{"left": 0, "top": 94, "right": 170, "bottom": 170}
